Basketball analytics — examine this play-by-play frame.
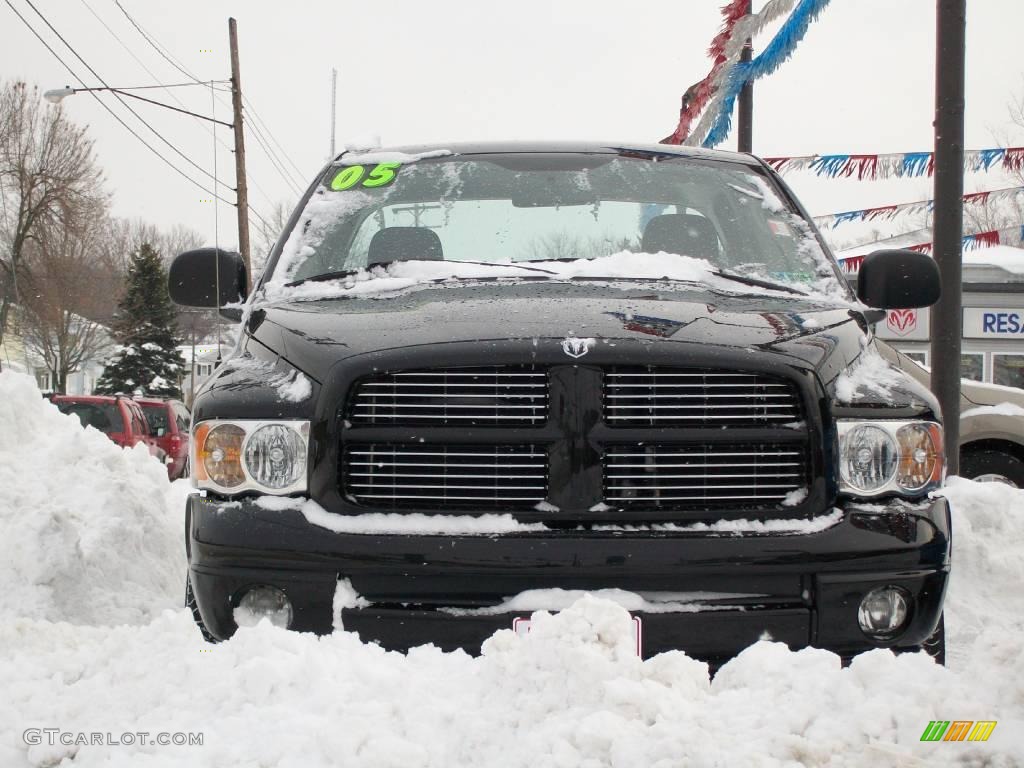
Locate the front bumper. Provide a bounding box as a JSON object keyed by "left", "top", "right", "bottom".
{"left": 186, "top": 494, "right": 950, "bottom": 664}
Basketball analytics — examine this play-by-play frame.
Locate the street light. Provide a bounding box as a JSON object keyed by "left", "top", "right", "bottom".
{"left": 43, "top": 16, "right": 254, "bottom": 293}
{"left": 42, "top": 84, "right": 233, "bottom": 127}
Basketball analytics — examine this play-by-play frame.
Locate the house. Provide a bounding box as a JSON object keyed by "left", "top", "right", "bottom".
{"left": 0, "top": 306, "right": 111, "bottom": 394}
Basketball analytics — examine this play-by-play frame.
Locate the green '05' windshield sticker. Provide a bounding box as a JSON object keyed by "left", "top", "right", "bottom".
{"left": 329, "top": 162, "right": 401, "bottom": 191}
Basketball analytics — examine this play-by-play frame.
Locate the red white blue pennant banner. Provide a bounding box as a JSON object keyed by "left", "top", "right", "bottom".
{"left": 838, "top": 224, "right": 1024, "bottom": 274}
{"left": 663, "top": 0, "right": 809, "bottom": 147}
{"left": 812, "top": 186, "right": 1024, "bottom": 230}
{"left": 766, "top": 147, "right": 1024, "bottom": 179}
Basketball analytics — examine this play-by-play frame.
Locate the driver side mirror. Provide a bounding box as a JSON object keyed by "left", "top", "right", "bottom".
{"left": 168, "top": 248, "right": 248, "bottom": 317}
{"left": 857, "top": 249, "right": 941, "bottom": 309}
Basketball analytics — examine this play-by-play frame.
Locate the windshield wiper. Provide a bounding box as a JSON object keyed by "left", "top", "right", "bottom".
{"left": 709, "top": 268, "right": 809, "bottom": 297}
{"left": 453, "top": 260, "right": 557, "bottom": 275}
{"left": 285, "top": 268, "right": 363, "bottom": 287}
{"left": 285, "top": 260, "right": 558, "bottom": 287}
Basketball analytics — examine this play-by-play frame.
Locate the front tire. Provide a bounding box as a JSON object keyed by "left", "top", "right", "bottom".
{"left": 921, "top": 614, "right": 945, "bottom": 666}
{"left": 960, "top": 447, "right": 1024, "bottom": 488}
{"left": 186, "top": 575, "right": 218, "bottom": 643}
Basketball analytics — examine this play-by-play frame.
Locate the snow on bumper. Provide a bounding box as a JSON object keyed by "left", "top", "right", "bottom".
{"left": 185, "top": 494, "right": 950, "bottom": 662}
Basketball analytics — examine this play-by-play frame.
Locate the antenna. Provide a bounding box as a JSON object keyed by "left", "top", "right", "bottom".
{"left": 330, "top": 68, "right": 337, "bottom": 158}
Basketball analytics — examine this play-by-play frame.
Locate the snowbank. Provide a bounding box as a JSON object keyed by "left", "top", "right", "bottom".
{"left": 2, "top": 584, "right": 1021, "bottom": 767}
{"left": 2, "top": 376, "right": 1023, "bottom": 768}
{"left": 938, "top": 477, "right": 1024, "bottom": 667}
{"left": 0, "top": 372, "right": 185, "bottom": 626}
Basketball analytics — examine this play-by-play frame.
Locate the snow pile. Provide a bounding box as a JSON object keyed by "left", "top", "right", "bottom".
{"left": 440, "top": 588, "right": 765, "bottom": 616}
{"left": 2, "top": 380, "right": 1024, "bottom": 768}
{"left": 834, "top": 342, "right": 907, "bottom": 403}
{"left": 961, "top": 401, "right": 1024, "bottom": 418}
{"left": 276, "top": 370, "right": 313, "bottom": 402}
{"left": 255, "top": 495, "right": 549, "bottom": 534}
{"left": 0, "top": 372, "right": 184, "bottom": 625}
{"left": 3, "top": 584, "right": 1022, "bottom": 767}
{"left": 333, "top": 148, "right": 453, "bottom": 166}
{"left": 938, "top": 477, "right": 1024, "bottom": 666}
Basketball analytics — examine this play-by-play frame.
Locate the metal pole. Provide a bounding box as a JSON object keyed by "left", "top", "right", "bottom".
{"left": 228, "top": 17, "right": 252, "bottom": 292}
{"left": 930, "top": 0, "right": 966, "bottom": 475}
{"left": 737, "top": 0, "right": 753, "bottom": 153}
{"left": 330, "top": 68, "right": 338, "bottom": 157}
{"left": 190, "top": 318, "right": 196, "bottom": 407}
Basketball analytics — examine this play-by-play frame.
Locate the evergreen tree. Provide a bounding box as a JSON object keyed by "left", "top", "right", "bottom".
{"left": 95, "top": 242, "right": 184, "bottom": 397}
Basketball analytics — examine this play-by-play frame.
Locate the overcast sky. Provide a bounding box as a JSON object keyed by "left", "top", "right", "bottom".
{"left": 3, "top": 0, "right": 1023, "bottom": 253}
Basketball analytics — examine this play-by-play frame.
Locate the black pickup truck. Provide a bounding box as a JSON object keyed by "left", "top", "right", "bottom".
{"left": 170, "top": 142, "right": 948, "bottom": 667}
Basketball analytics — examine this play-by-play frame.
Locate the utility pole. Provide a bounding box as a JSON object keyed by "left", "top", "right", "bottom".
{"left": 930, "top": 0, "right": 966, "bottom": 474}
{"left": 330, "top": 68, "right": 338, "bottom": 157}
{"left": 737, "top": 0, "right": 753, "bottom": 153}
{"left": 228, "top": 17, "right": 252, "bottom": 292}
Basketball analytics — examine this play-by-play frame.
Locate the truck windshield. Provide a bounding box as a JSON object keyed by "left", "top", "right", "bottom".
{"left": 270, "top": 152, "right": 836, "bottom": 293}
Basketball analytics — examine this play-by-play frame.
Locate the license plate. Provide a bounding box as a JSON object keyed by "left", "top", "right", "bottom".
{"left": 513, "top": 615, "right": 643, "bottom": 657}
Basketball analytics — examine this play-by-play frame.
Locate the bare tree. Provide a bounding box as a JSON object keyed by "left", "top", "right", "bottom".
{"left": 18, "top": 199, "right": 113, "bottom": 392}
{"left": 0, "top": 81, "right": 105, "bottom": 368}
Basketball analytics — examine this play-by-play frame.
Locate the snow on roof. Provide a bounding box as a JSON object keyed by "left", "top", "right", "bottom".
{"left": 961, "top": 243, "right": 1024, "bottom": 275}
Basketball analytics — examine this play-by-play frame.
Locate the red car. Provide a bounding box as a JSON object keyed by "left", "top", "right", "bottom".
{"left": 135, "top": 397, "right": 192, "bottom": 480}
{"left": 51, "top": 394, "right": 173, "bottom": 475}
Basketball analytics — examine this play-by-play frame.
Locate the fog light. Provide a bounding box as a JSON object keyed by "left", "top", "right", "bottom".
{"left": 234, "top": 586, "right": 293, "bottom": 629}
{"left": 857, "top": 586, "right": 911, "bottom": 639}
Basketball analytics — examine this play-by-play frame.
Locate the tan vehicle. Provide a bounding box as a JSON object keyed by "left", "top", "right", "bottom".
{"left": 880, "top": 342, "right": 1024, "bottom": 486}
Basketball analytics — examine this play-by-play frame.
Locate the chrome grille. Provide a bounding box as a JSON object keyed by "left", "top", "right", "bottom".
{"left": 342, "top": 445, "right": 548, "bottom": 510}
{"left": 348, "top": 367, "right": 547, "bottom": 426}
{"left": 604, "top": 444, "right": 807, "bottom": 509}
{"left": 604, "top": 368, "right": 801, "bottom": 427}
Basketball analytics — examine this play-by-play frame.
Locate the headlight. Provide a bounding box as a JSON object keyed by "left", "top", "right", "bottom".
{"left": 838, "top": 420, "right": 943, "bottom": 498}
{"left": 244, "top": 425, "right": 307, "bottom": 489}
{"left": 192, "top": 420, "right": 310, "bottom": 494}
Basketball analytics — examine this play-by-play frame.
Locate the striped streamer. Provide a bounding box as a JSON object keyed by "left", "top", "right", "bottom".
{"left": 694, "top": 0, "right": 834, "bottom": 148}
{"left": 837, "top": 225, "right": 1024, "bottom": 273}
{"left": 812, "top": 186, "right": 1024, "bottom": 230}
{"left": 662, "top": 0, "right": 798, "bottom": 145}
{"left": 767, "top": 146, "right": 1024, "bottom": 179}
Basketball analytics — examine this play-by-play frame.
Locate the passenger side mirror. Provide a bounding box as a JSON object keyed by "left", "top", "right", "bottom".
{"left": 168, "top": 248, "right": 248, "bottom": 310}
{"left": 857, "top": 249, "right": 941, "bottom": 309}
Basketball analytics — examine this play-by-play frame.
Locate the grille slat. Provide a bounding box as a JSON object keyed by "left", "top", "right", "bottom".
{"left": 340, "top": 364, "right": 810, "bottom": 516}
{"left": 342, "top": 445, "right": 547, "bottom": 510}
{"left": 349, "top": 367, "right": 547, "bottom": 426}
{"left": 604, "top": 444, "right": 808, "bottom": 509}
{"left": 605, "top": 368, "right": 801, "bottom": 427}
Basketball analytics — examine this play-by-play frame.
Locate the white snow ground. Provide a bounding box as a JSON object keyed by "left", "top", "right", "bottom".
{"left": 1, "top": 370, "right": 1022, "bottom": 767}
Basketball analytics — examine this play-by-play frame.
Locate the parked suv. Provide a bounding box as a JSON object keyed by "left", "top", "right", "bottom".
{"left": 135, "top": 397, "right": 192, "bottom": 480}
{"left": 51, "top": 394, "right": 167, "bottom": 465}
{"left": 169, "top": 142, "right": 948, "bottom": 666}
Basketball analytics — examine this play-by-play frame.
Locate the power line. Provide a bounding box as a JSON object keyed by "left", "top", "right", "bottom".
{"left": 113, "top": 0, "right": 207, "bottom": 85}
{"left": 244, "top": 111, "right": 306, "bottom": 191}
{"left": 23, "top": 0, "right": 230, "bottom": 191}
{"left": 243, "top": 95, "right": 307, "bottom": 181}
{"left": 3, "top": 0, "right": 236, "bottom": 208}
{"left": 108, "top": 1, "right": 302, "bottom": 208}
{"left": 77, "top": 0, "right": 280, "bottom": 215}
{"left": 245, "top": 121, "right": 303, "bottom": 196}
